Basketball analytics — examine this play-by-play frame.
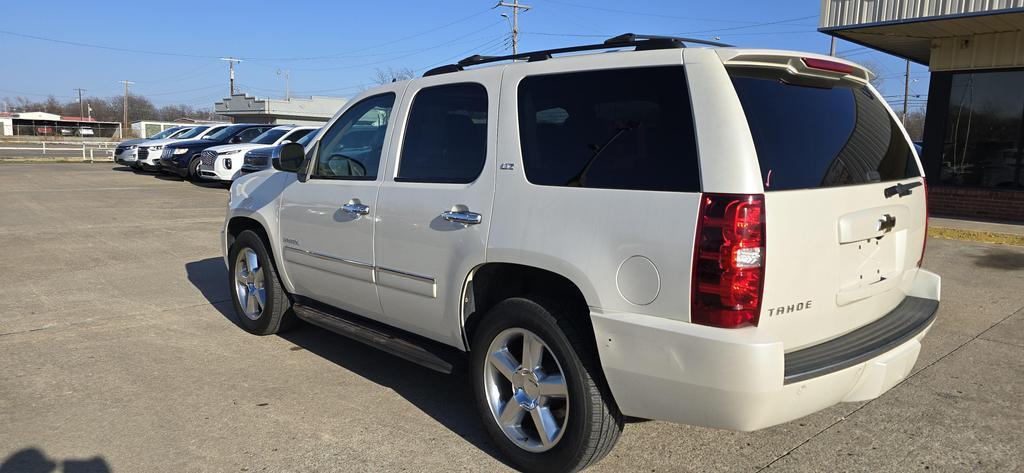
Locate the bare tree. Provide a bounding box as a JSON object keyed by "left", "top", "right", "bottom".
{"left": 903, "top": 109, "right": 926, "bottom": 142}
{"left": 857, "top": 59, "right": 886, "bottom": 90}
{"left": 371, "top": 67, "right": 416, "bottom": 85}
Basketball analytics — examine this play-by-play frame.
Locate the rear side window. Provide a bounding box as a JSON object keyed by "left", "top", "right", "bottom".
{"left": 517, "top": 66, "right": 700, "bottom": 192}
{"left": 397, "top": 83, "right": 488, "bottom": 183}
{"left": 730, "top": 73, "right": 918, "bottom": 191}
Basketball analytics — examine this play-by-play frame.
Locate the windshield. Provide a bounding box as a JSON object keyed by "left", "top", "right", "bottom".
{"left": 176, "top": 126, "right": 210, "bottom": 139}
{"left": 204, "top": 125, "right": 246, "bottom": 141}
{"left": 251, "top": 128, "right": 289, "bottom": 145}
{"left": 730, "top": 71, "right": 918, "bottom": 191}
{"left": 149, "top": 127, "right": 182, "bottom": 139}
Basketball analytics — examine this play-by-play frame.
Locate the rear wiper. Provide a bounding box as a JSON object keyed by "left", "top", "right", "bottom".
{"left": 565, "top": 122, "right": 636, "bottom": 187}
{"left": 884, "top": 181, "right": 922, "bottom": 198}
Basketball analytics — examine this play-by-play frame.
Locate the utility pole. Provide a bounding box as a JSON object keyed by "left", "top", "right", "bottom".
{"left": 829, "top": 37, "right": 836, "bottom": 56}
{"left": 277, "top": 69, "right": 291, "bottom": 100}
{"left": 220, "top": 57, "right": 243, "bottom": 95}
{"left": 902, "top": 59, "right": 910, "bottom": 125}
{"left": 496, "top": 0, "right": 530, "bottom": 55}
{"left": 119, "top": 80, "right": 134, "bottom": 139}
{"left": 74, "top": 88, "right": 86, "bottom": 118}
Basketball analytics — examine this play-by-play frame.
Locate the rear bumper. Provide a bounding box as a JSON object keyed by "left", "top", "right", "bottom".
{"left": 592, "top": 269, "right": 940, "bottom": 431}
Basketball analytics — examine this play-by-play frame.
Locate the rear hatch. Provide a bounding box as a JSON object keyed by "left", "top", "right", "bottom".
{"left": 726, "top": 56, "right": 927, "bottom": 351}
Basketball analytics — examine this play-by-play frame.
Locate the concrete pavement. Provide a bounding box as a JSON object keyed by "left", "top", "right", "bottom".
{"left": 1, "top": 163, "right": 1021, "bottom": 472}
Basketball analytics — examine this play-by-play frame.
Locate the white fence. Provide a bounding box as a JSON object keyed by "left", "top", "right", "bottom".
{"left": 0, "top": 140, "right": 119, "bottom": 162}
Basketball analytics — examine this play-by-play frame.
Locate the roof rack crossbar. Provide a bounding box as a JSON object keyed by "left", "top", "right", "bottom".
{"left": 422, "top": 33, "right": 732, "bottom": 77}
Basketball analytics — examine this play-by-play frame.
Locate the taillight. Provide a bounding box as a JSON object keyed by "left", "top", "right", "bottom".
{"left": 918, "top": 179, "right": 928, "bottom": 267}
{"left": 692, "top": 194, "right": 766, "bottom": 328}
{"left": 802, "top": 57, "right": 855, "bottom": 75}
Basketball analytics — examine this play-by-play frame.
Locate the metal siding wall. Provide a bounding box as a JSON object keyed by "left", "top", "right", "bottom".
{"left": 931, "top": 30, "right": 1024, "bottom": 69}
{"left": 821, "top": 0, "right": 1024, "bottom": 27}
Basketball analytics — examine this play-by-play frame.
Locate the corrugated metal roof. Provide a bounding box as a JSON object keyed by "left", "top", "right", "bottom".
{"left": 821, "top": 0, "right": 1024, "bottom": 28}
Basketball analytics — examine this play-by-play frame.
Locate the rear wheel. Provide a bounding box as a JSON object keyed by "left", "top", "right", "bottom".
{"left": 227, "top": 230, "right": 293, "bottom": 335}
{"left": 470, "top": 297, "right": 622, "bottom": 473}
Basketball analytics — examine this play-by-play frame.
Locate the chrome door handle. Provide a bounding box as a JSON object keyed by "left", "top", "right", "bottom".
{"left": 441, "top": 210, "right": 482, "bottom": 225}
{"left": 342, "top": 202, "right": 370, "bottom": 215}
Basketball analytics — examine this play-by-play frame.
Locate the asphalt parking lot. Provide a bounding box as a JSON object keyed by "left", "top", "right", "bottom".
{"left": 1, "top": 163, "right": 1022, "bottom": 472}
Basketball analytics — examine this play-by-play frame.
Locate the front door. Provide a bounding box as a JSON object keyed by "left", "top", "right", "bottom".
{"left": 278, "top": 90, "right": 401, "bottom": 318}
{"left": 373, "top": 71, "right": 500, "bottom": 346}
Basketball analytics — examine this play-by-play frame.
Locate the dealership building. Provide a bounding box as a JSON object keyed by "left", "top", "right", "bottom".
{"left": 214, "top": 94, "right": 347, "bottom": 125}
{"left": 821, "top": 0, "right": 1024, "bottom": 221}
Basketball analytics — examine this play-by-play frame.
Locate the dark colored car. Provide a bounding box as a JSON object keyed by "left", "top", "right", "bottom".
{"left": 239, "top": 127, "right": 320, "bottom": 176}
{"left": 158, "top": 124, "right": 275, "bottom": 179}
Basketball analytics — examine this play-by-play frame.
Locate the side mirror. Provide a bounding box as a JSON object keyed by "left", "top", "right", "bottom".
{"left": 230, "top": 136, "right": 243, "bottom": 144}
{"left": 274, "top": 142, "right": 304, "bottom": 174}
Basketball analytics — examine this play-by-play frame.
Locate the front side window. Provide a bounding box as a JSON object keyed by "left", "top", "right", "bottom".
{"left": 397, "top": 83, "right": 488, "bottom": 183}
{"left": 284, "top": 128, "right": 315, "bottom": 144}
{"left": 251, "top": 128, "right": 288, "bottom": 145}
{"left": 314, "top": 93, "right": 395, "bottom": 179}
{"left": 517, "top": 66, "right": 700, "bottom": 192}
{"left": 176, "top": 126, "right": 209, "bottom": 139}
{"left": 236, "top": 127, "right": 271, "bottom": 143}
{"left": 204, "top": 125, "right": 246, "bottom": 141}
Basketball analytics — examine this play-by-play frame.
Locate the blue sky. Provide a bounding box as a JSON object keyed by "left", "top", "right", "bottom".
{"left": 0, "top": 0, "right": 929, "bottom": 111}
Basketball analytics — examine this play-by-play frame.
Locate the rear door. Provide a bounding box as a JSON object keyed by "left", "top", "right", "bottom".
{"left": 725, "top": 58, "right": 927, "bottom": 350}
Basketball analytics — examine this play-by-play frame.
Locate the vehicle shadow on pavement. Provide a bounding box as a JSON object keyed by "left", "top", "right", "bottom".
{"left": 971, "top": 246, "right": 1024, "bottom": 270}
{"left": 185, "top": 257, "right": 514, "bottom": 468}
{"left": 0, "top": 447, "right": 111, "bottom": 473}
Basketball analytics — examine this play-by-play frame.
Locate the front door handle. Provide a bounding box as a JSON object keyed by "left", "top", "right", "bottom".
{"left": 342, "top": 201, "right": 370, "bottom": 216}
{"left": 441, "top": 210, "right": 482, "bottom": 225}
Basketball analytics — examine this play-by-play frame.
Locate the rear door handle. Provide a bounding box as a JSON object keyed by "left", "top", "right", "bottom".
{"left": 342, "top": 201, "right": 370, "bottom": 216}
{"left": 441, "top": 210, "right": 482, "bottom": 225}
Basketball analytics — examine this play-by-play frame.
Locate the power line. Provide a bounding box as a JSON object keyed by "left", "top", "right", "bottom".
{"left": 0, "top": 29, "right": 218, "bottom": 59}
{"left": 542, "top": 0, "right": 801, "bottom": 25}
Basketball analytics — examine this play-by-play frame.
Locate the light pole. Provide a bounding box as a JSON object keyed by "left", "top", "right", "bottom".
{"left": 277, "top": 69, "right": 291, "bottom": 100}
{"left": 220, "top": 57, "right": 243, "bottom": 95}
{"left": 496, "top": 0, "right": 530, "bottom": 55}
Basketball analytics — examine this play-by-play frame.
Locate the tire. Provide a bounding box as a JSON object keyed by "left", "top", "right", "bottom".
{"left": 227, "top": 230, "right": 294, "bottom": 335}
{"left": 188, "top": 157, "right": 201, "bottom": 181}
{"left": 470, "top": 297, "right": 623, "bottom": 473}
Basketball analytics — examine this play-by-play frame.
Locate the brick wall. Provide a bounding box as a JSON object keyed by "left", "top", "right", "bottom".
{"left": 929, "top": 186, "right": 1024, "bottom": 222}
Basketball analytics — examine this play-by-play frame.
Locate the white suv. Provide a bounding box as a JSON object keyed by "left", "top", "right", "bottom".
{"left": 135, "top": 124, "right": 228, "bottom": 171}
{"left": 198, "top": 125, "right": 318, "bottom": 183}
{"left": 221, "top": 34, "right": 939, "bottom": 472}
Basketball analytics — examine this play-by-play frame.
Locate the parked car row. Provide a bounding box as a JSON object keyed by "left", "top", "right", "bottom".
{"left": 114, "top": 123, "right": 320, "bottom": 183}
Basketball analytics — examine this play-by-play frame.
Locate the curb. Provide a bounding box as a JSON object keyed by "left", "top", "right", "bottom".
{"left": 929, "top": 227, "right": 1024, "bottom": 246}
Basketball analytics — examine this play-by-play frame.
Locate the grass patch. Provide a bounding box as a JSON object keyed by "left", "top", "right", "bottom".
{"left": 929, "top": 227, "right": 1024, "bottom": 246}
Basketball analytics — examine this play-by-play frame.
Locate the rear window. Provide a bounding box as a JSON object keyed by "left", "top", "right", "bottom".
{"left": 517, "top": 66, "right": 700, "bottom": 192}
{"left": 730, "top": 73, "right": 918, "bottom": 191}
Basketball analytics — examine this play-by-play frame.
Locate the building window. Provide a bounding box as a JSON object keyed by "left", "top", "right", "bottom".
{"left": 942, "top": 69, "right": 1024, "bottom": 189}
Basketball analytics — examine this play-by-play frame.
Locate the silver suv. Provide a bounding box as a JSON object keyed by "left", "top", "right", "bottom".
{"left": 221, "top": 34, "right": 940, "bottom": 472}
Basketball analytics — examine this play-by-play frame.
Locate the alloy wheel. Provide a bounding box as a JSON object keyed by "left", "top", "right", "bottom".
{"left": 233, "top": 248, "right": 266, "bottom": 320}
{"left": 483, "top": 327, "right": 570, "bottom": 452}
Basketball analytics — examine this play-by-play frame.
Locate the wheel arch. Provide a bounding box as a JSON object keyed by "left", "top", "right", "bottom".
{"left": 461, "top": 262, "right": 599, "bottom": 355}
{"left": 226, "top": 213, "right": 293, "bottom": 293}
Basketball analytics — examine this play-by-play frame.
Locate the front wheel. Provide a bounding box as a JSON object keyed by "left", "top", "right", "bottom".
{"left": 188, "top": 157, "right": 202, "bottom": 181}
{"left": 227, "top": 230, "right": 293, "bottom": 335}
{"left": 470, "top": 297, "right": 623, "bottom": 473}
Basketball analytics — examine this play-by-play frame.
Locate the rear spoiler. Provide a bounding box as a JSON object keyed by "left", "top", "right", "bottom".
{"left": 720, "top": 53, "right": 872, "bottom": 87}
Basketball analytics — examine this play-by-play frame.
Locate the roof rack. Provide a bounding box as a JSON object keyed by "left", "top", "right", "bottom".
{"left": 423, "top": 33, "right": 733, "bottom": 77}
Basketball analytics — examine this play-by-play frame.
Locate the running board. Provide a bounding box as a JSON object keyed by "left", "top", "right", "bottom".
{"left": 292, "top": 302, "right": 460, "bottom": 374}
